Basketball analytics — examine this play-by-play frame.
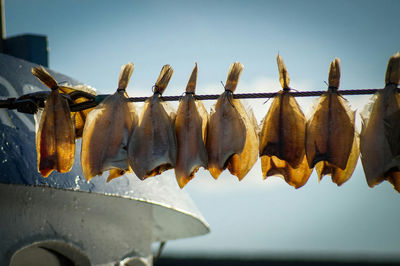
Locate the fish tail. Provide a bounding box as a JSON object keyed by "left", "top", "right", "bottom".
{"left": 185, "top": 63, "right": 198, "bottom": 93}
{"left": 225, "top": 62, "right": 244, "bottom": 92}
{"left": 277, "top": 54, "right": 290, "bottom": 89}
{"left": 385, "top": 52, "right": 400, "bottom": 85}
{"left": 154, "top": 64, "right": 174, "bottom": 94}
{"left": 118, "top": 63, "right": 135, "bottom": 91}
{"left": 328, "top": 57, "right": 341, "bottom": 89}
{"left": 31, "top": 67, "right": 58, "bottom": 90}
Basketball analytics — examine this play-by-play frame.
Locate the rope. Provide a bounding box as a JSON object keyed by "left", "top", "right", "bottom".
{"left": 0, "top": 87, "right": 396, "bottom": 114}
{"left": 127, "top": 88, "right": 384, "bottom": 102}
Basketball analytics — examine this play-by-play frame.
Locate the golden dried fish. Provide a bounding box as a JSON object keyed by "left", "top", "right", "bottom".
{"left": 81, "top": 63, "right": 137, "bottom": 182}
{"left": 306, "top": 58, "right": 359, "bottom": 186}
{"left": 128, "top": 65, "right": 177, "bottom": 180}
{"left": 58, "top": 84, "right": 96, "bottom": 138}
{"left": 32, "top": 67, "right": 75, "bottom": 177}
{"left": 360, "top": 52, "right": 400, "bottom": 192}
{"left": 174, "top": 63, "right": 208, "bottom": 188}
{"left": 259, "top": 55, "right": 312, "bottom": 188}
{"left": 207, "top": 62, "right": 259, "bottom": 180}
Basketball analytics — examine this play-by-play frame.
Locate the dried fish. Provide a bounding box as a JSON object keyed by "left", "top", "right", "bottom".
{"left": 259, "top": 55, "right": 312, "bottom": 188}
{"left": 58, "top": 84, "right": 96, "bottom": 138}
{"left": 128, "top": 65, "right": 177, "bottom": 180}
{"left": 306, "top": 58, "right": 359, "bottom": 186}
{"left": 207, "top": 62, "right": 259, "bottom": 180}
{"left": 32, "top": 67, "right": 75, "bottom": 177}
{"left": 360, "top": 52, "right": 400, "bottom": 192}
{"left": 174, "top": 63, "right": 208, "bottom": 188}
{"left": 81, "top": 63, "right": 137, "bottom": 181}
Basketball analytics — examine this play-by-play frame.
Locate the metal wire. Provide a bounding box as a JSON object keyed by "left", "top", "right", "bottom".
{"left": 139, "top": 88, "right": 383, "bottom": 102}
{"left": 0, "top": 87, "right": 397, "bottom": 114}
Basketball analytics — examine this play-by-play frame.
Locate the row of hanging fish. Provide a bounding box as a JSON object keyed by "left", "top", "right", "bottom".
{"left": 31, "top": 52, "right": 400, "bottom": 192}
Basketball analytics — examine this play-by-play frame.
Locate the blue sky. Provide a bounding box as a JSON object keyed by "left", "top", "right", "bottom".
{"left": 5, "top": 0, "right": 400, "bottom": 260}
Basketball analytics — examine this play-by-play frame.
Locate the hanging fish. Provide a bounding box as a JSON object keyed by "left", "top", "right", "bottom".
{"left": 360, "top": 52, "right": 400, "bottom": 192}
{"left": 259, "top": 55, "right": 312, "bottom": 188}
{"left": 32, "top": 67, "right": 75, "bottom": 177}
{"left": 81, "top": 63, "right": 137, "bottom": 182}
{"left": 206, "top": 62, "right": 259, "bottom": 180}
{"left": 174, "top": 63, "right": 208, "bottom": 188}
{"left": 58, "top": 84, "right": 96, "bottom": 138}
{"left": 128, "top": 65, "right": 177, "bottom": 180}
{"left": 306, "top": 58, "right": 359, "bottom": 186}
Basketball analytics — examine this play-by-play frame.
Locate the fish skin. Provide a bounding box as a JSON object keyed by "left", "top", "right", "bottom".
{"left": 128, "top": 65, "right": 176, "bottom": 180}
{"left": 305, "top": 58, "right": 358, "bottom": 186}
{"left": 360, "top": 83, "right": 400, "bottom": 190}
{"left": 175, "top": 63, "right": 208, "bottom": 188}
{"left": 174, "top": 94, "right": 208, "bottom": 188}
{"left": 81, "top": 63, "right": 137, "bottom": 181}
{"left": 226, "top": 100, "right": 259, "bottom": 180}
{"left": 206, "top": 92, "right": 246, "bottom": 179}
{"left": 36, "top": 89, "right": 75, "bottom": 177}
{"left": 306, "top": 93, "right": 355, "bottom": 170}
{"left": 259, "top": 91, "right": 306, "bottom": 169}
{"left": 206, "top": 92, "right": 259, "bottom": 180}
{"left": 31, "top": 66, "right": 76, "bottom": 177}
{"left": 259, "top": 55, "right": 312, "bottom": 188}
{"left": 206, "top": 62, "right": 259, "bottom": 180}
{"left": 128, "top": 95, "right": 177, "bottom": 180}
{"left": 81, "top": 90, "right": 137, "bottom": 181}
{"left": 259, "top": 92, "right": 312, "bottom": 188}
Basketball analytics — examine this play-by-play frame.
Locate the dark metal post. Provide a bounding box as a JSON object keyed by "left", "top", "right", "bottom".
{"left": 0, "top": 0, "right": 5, "bottom": 52}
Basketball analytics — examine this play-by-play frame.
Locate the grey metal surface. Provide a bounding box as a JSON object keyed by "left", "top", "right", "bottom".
{"left": 0, "top": 53, "right": 209, "bottom": 265}
{"left": 0, "top": 183, "right": 152, "bottom": 265}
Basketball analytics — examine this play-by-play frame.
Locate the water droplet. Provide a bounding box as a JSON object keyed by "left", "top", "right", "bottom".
{"left": 74, "top": 176, "right": 81, "bottom": 190}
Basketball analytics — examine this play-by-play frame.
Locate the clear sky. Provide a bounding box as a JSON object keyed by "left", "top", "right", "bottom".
{"left": 5, "top": 0, "right": 400, "bottom": 261}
